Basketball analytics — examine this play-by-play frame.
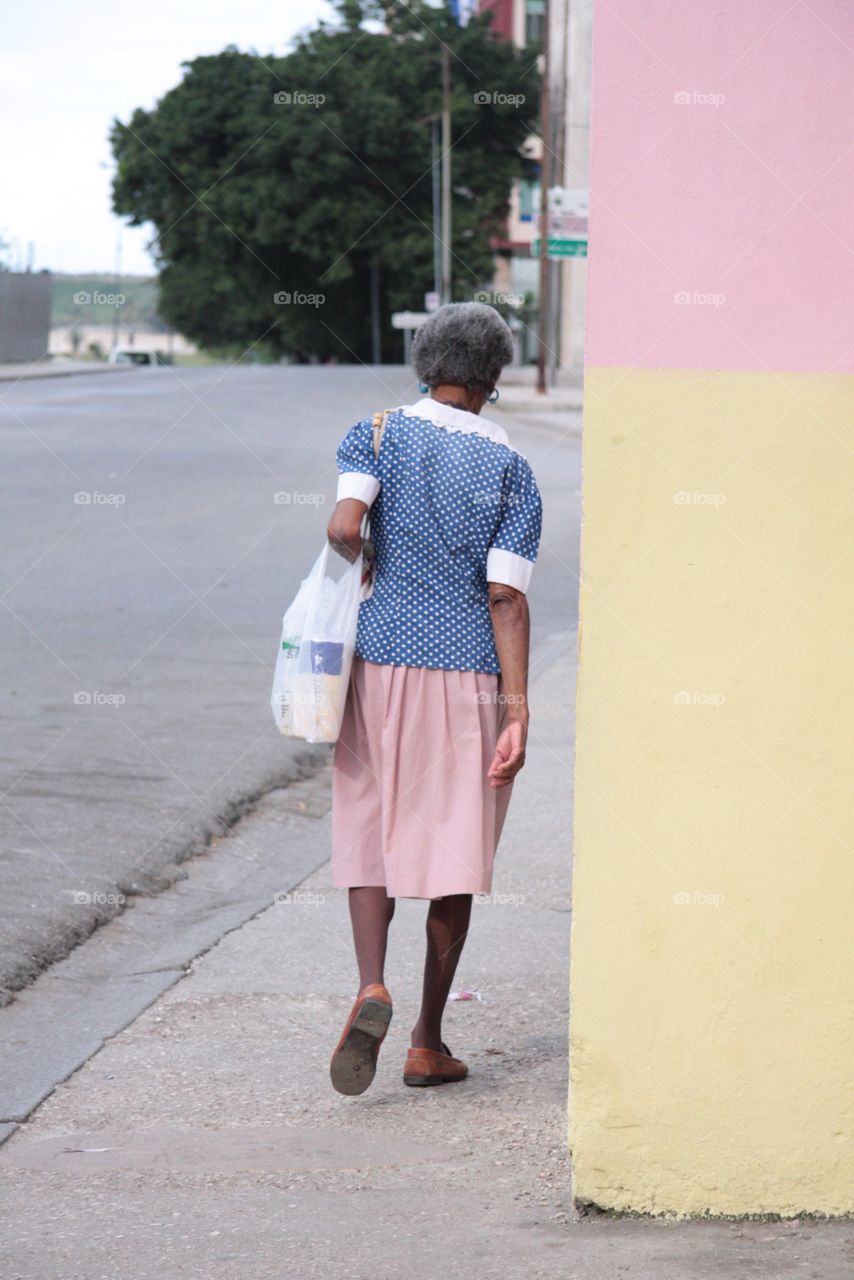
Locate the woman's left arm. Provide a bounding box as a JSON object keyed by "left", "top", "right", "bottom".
{"left": 327, "top": 498, "right": 368, "bottom": 562}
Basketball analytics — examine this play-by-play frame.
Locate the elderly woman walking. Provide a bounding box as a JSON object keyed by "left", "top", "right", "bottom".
{"left": 326, "top": 302, "right": 542, "bottom": 1095}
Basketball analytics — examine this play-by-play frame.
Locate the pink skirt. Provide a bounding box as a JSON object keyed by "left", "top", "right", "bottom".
{"left": 332, "top": 657, "right": 513, "bottom": 899}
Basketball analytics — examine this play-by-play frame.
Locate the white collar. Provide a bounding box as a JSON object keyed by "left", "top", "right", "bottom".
{"left": 398, "top": 398, "right": 510, "bottom": 448}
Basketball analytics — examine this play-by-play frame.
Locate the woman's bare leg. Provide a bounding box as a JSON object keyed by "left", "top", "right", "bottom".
{"left": 410, "top": 893, "right": 473, "bottom": 1052}
{"left": 348, "top": 886, "right": 395, "bottom": 989}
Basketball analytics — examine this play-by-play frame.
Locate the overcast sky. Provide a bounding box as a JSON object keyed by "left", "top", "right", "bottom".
{"left": 0, "top": 0, "right": 336, "bottom": 275}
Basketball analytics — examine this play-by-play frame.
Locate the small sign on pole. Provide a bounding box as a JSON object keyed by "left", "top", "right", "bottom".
{"left": 391, "top": 312, "right": 430, "bottom": 330}
{"left": 391, "top": 311, "right": 431, "bottom": 363}
{"left": 532, "top": 237, "right": 588, "bottom": 259}
{"left": 546, "top": 186, "right": 589, "bottom": 218}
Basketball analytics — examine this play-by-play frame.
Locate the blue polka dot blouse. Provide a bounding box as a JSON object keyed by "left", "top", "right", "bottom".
{"left": 335, "top": 398, "right": 542, "bottom": 674}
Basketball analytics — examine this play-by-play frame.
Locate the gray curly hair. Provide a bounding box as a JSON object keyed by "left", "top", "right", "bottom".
{"left": 411, "top": 302, "right": 514, "bottom": 393}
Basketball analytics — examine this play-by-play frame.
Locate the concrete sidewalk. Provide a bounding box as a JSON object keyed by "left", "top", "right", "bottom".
{"left": 0, "top": 644, "right": 850, "bottom": 1279}
{"left": 492, "top": 368, "right": 583, "bottom": 422}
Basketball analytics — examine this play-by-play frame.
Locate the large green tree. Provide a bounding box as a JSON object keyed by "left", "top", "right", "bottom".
{"left": 110, "top": 0, "right": 540, "bottom": 361}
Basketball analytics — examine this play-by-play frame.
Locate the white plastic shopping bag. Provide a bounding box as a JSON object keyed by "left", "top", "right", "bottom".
{"left": 270, "top": 543, "right": 363, "bottom": 744}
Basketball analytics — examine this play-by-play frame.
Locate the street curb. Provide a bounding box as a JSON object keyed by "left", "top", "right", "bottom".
{"left": 0, "top": 364, "right": 134, "bottom": 384}
{"left": 0, "top": 763, "right": 334, "bottom": 1129}
{"left": 0, "top": 746, "right": 328, "bottom": 1006}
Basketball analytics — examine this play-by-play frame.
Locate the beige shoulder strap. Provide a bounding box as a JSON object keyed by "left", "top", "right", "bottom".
{"left": 371, "top": 409, "right": 391, "bottom": 459}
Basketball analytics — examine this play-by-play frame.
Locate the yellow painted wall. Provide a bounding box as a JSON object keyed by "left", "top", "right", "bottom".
{"left": 570, "top": 367, "right": 854, "bottom": 1215}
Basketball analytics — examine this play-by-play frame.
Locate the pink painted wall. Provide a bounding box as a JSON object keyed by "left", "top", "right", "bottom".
{"left": 584, "top": 0, "right": 854, "bottom": 375}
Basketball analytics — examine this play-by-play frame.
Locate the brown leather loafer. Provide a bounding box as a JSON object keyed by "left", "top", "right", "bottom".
{"left": 403, "top": 1041, "right": 468, "bottom": 1087}
{"left": 329, "top": 983, "right": 393, "bottom": 1096}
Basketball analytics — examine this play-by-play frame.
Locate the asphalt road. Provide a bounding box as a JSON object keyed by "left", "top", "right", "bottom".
{"left": 0, "top": 364, "right": 579, "bottom": 1000}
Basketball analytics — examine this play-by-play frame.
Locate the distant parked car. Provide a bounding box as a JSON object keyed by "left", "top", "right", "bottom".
{"left": 108, "top": 346, "right": 172, "bottom": 367}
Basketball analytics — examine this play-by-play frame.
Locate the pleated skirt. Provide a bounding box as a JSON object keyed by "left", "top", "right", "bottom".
{"left": 331, "top": 657, "right": 513, "bottom": 899}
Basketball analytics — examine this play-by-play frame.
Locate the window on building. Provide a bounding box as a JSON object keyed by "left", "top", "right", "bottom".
{"left": 525, "top": 0, "right": 546, "bottom": 46}
{"left": 518, "top": 179, "right": 537, "bottom": 222}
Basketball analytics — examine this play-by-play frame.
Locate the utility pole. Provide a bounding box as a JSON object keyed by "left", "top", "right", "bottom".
{"left": 440, "top": 44, "right": 452, "bottom": 305}
{"left": 431, "top": 116, "right": 442, "bottom": 301}
{"left": 549, "top": 0, "right": 571, "bottom": 387}
{"left": 536, "top": 0, "right": 552, "bottom": 395}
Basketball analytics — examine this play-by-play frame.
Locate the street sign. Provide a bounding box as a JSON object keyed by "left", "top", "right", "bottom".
{"left": 533, "top": 187, "right": 589, "bottom": 241}
{"left": 546, "top": 186, "right": 589, "bottom": 218}
{"left": 532, "top": 238, "right": 588, "bottom": 259}
{"left": 544, "top": 212, "right": 588, "bottom": 236}
{"left": 391, "top": 311, "right": 430, "bottom": 329}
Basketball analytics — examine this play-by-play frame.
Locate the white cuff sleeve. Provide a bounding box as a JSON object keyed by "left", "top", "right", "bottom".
{"left": 336, "top": 471, "right": 380, "bottom": 506}
{"left": 486, "top": 547, "right": 535, "bottom": 593}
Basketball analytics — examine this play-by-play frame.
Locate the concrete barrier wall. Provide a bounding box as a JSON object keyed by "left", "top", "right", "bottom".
{"left": 0, "top": 272, "right": 52, "bottom": 363}
{"left": 570, "top": 0, "right": 854, "bottom": 1215}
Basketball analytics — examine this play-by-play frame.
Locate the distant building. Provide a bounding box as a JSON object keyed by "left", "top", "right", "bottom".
{"left": 0, "top": 271, "right": 52, "bottom": 363}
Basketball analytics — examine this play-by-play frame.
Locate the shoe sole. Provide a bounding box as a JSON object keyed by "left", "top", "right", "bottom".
{"left": 403, "top": 1073, "right": 467, "bottom": 1088}
{"left": 330, "top": 997, "right": 392, "bottom": 1096}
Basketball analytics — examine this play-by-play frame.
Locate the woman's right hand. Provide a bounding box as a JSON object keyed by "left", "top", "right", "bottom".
{"left": 487, "top": 719, "right": 527, "bottom": 789}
